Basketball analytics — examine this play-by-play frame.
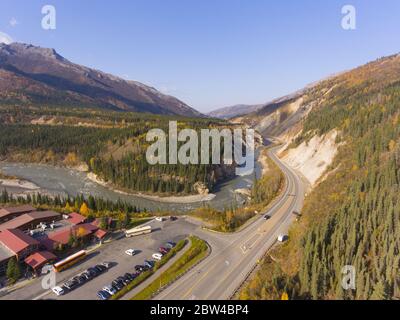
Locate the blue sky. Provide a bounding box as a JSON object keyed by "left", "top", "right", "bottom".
{"left": 1, "top": 0, "right": 400, "bottom": 112}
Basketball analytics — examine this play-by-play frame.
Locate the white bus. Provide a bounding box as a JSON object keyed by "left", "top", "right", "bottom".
{"left": 125, "top": 225, "right": 152, "bottom": 238}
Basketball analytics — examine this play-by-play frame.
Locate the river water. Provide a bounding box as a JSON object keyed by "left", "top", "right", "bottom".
{"left": 0, "top": 154, "right": 262, "bottom": 213}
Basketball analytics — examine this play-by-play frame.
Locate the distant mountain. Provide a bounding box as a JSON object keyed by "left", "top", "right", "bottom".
{"left": 0, "top": 43, "right": 203, "bottom": 117}
{"left": 207, "top": 104, "right": 264, "bottom": 119}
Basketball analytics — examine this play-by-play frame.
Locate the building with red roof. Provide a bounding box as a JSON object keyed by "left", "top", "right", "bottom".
{"left": 0, "top": 210, "right": 61, "bottom": 232}
{"left": 67, "top": 212, "right": 87, "bottom": 225}
{"left": 0, "top": 229, "right": 40, "bottom": 275}
{"left": 40, "top": 222, "right": 108, "bottom": 252}
{"left": 0, "top": 205, "right": 36, "bottom": 224}
{"left": 0, "top": 229, "right": 39, "bottom": 259}
{"left": 24, "top": 251, "right": 57, "bottom": 273}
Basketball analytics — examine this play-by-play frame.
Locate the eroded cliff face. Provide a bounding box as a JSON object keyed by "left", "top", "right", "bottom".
{"left": 279, "top": 130, "right": 341, "bottom": 186}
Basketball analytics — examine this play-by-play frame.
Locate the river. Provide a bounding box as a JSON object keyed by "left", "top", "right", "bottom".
{"left": 0, "top": 153, "right": 262, "bottom": 213}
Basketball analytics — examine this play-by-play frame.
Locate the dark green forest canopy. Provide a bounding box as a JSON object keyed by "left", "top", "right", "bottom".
{"left": 0, "top": 106, "right": 234, "bottom": 195}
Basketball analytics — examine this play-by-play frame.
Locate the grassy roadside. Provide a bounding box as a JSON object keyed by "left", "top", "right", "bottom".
{"left": 131, "top": 236, "right": 208, "bottom": 300}
{"left": 191, "top": 147, "right": 285, "bottom": 233}
{"left": 110, "top": 238, "right": 187, "bottom": 300}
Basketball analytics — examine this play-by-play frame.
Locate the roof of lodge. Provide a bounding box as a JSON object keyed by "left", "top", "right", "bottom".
{"left": 0, "top": 211, "right": 61, "bottom": 232}
{"left": 67, "top": 213, "right": 87, "bottom": 225}
{"left": 0, "top": 229, "right": 39, "bottom": 255}
{"left": 39, "top": 222, "right": 102, "bottom": 250}
{"left": 0, "top": 243, "right": 14, "bottom": 263}
{"left": 24, "top": 251, "right": 57, "bottom": 270}
{"left": 0, "top": 205, "right": 36, "bottom": 219}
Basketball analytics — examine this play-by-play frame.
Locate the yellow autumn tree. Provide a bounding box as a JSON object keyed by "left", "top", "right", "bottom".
{"left": 64, "top": 202, "right": 72, "bottom": 212}
{"left": 79, "top": 202, "right": 89, "bottom": 216}
{"left": 76, "top": 227, "right": 87, "bottom": 238}
{"left": 281, "top": 292, "right": 289, "bottom": 300}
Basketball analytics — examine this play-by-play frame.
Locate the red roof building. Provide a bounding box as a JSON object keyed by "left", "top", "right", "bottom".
{"left": 67, "top": 212, "right": 87, "bottom": 225}
{"left": 0, "top": 229, "right": 39, "bottom": 260}
{"left": 0, "top": 205, "right": 36, "bottom": 223}
{"left": 0, "top": 210, "right": 61, "bottom": 232}
{"left": 24, "top": 251, "right": 57, "bottom": 272}
{"left": 40, "top": 222, "right": 108, "bottom": 251}
{"left": 94, "top": 229, "right": 107, "bottom": 240}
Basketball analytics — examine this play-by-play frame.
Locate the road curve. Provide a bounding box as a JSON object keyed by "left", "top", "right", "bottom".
{"left": 154, "top": 144, "right": 306, "bottom": 300}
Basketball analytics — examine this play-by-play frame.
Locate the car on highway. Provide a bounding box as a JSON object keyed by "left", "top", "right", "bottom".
{"left": 277, "top": 234, "right": 288, "bottom": 242}
{"left": 170, "top": 216, "right": 178, "bottom": 221}
{"left": 152, "top": 253, "right": 163, "bottom": 261}
{"left": 155, "top": 217, "right": 165, "bottom": 222}
{"left": 52, "top": 286, "right": 65, "bottom": 296}
{"left": 264, "top": 214, "right": 271, "bottom": 220}
{"left": 103, "top": 285, "right": 117, "bottom": 296}
{"left": 125, "top": 249, "right": 138, "bottom": 256}
{"left": 97, "top": 290, "right": 110, "bottom": 300}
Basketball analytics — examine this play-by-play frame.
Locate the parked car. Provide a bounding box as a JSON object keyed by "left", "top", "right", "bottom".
{"left": 166, "top": 242, "right": 176, "bottom": 249}
{"left": 64, "top": 280, "right": 79, "bottom": 291}
{"left": 112, "top": 280, "right": 124, "bottom": 290}
{"left": 152, "top": 253, "right": 163, "bottom": 261}
{"left": 87, "top": 267, "right": 99, "bottom": 277}
{"left": 124, "top": 273, "right": 134, "bottom": 282}
{"left": 159, "top": 247, "right": 169, "bottom": 254}
{"left": 102, "top": 261, "right": 112, "bottom": 269}
{"left": 77, "top": 275, "right": 87, "bottom": 284}
{"left": 135, "top": 265, "right": 145, "bottom": 272}
{"left": 95, "top": 265, "right": 107, "bottom": 273}
{"left": 264, "top": 214, "right": 271, "bottom": 220}
{"left": 155, "top": 217, "right": 164, "bottom": 222}
{"left": 170, "top": 216, "right": 178, "bottom": 221}
{"left": 117, "top": 276, "right": 130, "bottom": 285}
{"left": 103, "top": 285, "right": 117, "bottom": 295}
{"left": 125, "top": 249, "right": 137, "bottom": 256}
{"left": 97, "top": 290, "right": 110, "bottom": 300}
{"left": 81, "top": 271, "right": 92, "bottom": 281}
{"left": 144, "top": 260, "right": 154, "bottom": 269}
{"left": 52, "top": 286, "right": 65, "bottom": 296}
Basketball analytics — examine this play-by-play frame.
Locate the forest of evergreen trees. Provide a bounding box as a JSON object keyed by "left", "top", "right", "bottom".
{"left": 240, "top": 62, "right": 400, "bottom": 300}
{"left": 0, "top": 108, "right": 231, "bottom": 195}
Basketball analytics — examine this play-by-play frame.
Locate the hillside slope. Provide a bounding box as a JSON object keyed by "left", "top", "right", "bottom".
{"left": 0, "top": 43, "right": 202, "bottom": 117}
{"left": 240, "top": 53, "right": 400, "bottom": 300}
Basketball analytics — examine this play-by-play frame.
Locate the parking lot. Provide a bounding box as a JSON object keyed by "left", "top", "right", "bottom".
{"left": 2, "top": 217, "right": 198, "bottom": 300}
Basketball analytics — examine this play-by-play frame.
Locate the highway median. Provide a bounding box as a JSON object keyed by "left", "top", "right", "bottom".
{"left": 131, "top": 236, "right": 209, "bottom": 300}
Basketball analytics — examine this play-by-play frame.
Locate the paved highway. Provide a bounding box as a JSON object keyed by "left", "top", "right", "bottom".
{"left": 154, "top": 144, "right": 306, "bottom": 300}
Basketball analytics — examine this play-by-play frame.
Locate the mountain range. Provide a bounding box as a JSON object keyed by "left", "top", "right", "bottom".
{"left": 0, "top": 43, "right": 202, "bottom": 117}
